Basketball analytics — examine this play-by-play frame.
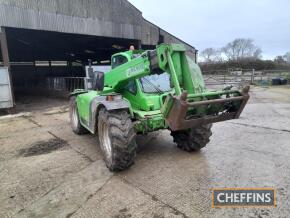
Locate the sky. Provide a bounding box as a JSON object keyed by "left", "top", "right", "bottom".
{"left": 128, "top": 0, "right": 290, "bottom": 60}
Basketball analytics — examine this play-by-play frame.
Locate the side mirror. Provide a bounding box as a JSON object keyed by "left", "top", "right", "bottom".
{"left": 95, "top": 71, "right": 104, "bottom": 91}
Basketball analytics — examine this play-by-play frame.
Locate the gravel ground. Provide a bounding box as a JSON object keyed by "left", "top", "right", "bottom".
{"left": 0, "top": 86, "right": 289, "bottom": 218}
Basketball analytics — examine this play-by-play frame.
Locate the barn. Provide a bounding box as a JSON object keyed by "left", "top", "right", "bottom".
{"left": 0, "top": 0, "right": 196, "bottom": 110}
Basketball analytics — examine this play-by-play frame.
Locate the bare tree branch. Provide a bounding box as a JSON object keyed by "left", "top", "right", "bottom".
{"left": 222, "top": 38, "right": 262, "bottom": 61}
{"left": 200, "top": 48, "right": 221, "bottom": 62}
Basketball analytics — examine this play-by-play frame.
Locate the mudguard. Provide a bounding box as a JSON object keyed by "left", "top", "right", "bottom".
{"left": 83, "top": 96, "right": 132, "bottom": 134}
{"left": 69, "top": 89, "right": 88, "bottom": 97}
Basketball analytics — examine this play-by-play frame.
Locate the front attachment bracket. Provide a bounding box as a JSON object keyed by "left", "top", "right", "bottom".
{"left": 162, "top": 86, "right": 250, "bottom": 131}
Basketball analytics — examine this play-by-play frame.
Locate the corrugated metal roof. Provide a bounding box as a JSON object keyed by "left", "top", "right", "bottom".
{"left": 0, "top": 0, "right": 195, "bottom": 51}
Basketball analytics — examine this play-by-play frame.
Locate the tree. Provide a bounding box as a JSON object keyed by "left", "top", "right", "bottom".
{"left": 283, "top": 52, "right": 290, "bottom": 62}
{"left": 222, "top": 38, "right": 262, "bottom": 61}
{"left": 200, "top": 48, "right": 221, "bottom": 62}
{"left": 253, "top": 48, "right": 262, "bottom": 59}
{"left": 274, "top": 55, "right": 286, "bottom": 64}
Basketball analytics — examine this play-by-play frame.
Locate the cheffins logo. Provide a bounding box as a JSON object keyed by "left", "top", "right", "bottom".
{"left": 212, "top": 188, "right": 276, "bottom": 207}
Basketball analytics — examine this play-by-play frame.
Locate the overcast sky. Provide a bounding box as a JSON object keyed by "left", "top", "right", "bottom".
{"left": 128, "top": 0, "right": 290, "bottom": 59}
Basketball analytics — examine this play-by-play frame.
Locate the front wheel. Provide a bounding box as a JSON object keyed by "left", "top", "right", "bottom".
{"left": 171, "top": 124, "right": 212, "bottom": 152}
{"left": 69, "top": 96, "right": 88, "bottom": 134}
{"left": 98, "top": 108, "right": 137, "bottom": 172}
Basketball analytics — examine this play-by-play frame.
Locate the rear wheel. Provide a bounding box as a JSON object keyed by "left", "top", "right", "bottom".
{"left": 69, "top": 96, "right": 88, "bottom": 134}
{"left": 98, "top": 108, "right": 137, "bottom": 172}
{"left": 171, "top": 124, "right": 212, "bottom": 152}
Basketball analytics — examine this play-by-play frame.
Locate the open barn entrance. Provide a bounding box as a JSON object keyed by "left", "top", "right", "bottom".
{"left": 0, "top": 27, "right": 140, "bottom": 111}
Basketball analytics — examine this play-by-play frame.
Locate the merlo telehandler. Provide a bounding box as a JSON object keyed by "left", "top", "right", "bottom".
{"left": 69, "top": 43, "right": 249, "bottom": 171}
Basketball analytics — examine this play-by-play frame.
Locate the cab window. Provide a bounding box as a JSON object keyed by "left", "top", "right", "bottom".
{"left": 112, "top": 55, "right": 128, "bottom": 69}
{"left": 125, "top": 80, "right": 137, "bottom": 95}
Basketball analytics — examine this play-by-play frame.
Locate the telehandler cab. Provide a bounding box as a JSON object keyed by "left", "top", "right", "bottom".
{"left": 70, "top": 43, "right": 249, "bottom": 171}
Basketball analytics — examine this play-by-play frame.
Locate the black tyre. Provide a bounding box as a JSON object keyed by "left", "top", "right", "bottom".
{"left": 69, "top": 96, "right": 88, "bottom": 134}
{"left": 98, "top": 108, "right": 137, "bottom": 172}
{"left": 171, "top": 124, "right": 212, "bottom": 152}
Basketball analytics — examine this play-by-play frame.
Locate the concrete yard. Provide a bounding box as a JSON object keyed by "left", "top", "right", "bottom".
{"left": 0, "top": 86, "right": 290, "bottom": 218}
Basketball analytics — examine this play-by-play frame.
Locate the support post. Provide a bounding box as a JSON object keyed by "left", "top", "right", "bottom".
{"left": 137, "top": 40, "right": 141, "bottom": 50}
{"left": 251, "top": 69, "right": 255, "bottom": 84}
{"left": 0, "top": 27, "right": 15, "bottom": 109}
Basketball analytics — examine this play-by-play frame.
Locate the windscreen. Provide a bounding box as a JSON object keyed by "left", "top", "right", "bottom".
{"left": 140, "top": 72, "right": 171, "bottom": 93}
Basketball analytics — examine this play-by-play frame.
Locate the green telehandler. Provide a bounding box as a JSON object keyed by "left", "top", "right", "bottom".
{"left": 69, "top": 43, "right": 249, "bottom": 171}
